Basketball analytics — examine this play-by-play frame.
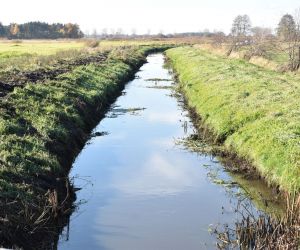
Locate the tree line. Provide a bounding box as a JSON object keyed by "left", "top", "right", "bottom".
{"left": 0, "top": 22, "right": 84, "bottom": 39}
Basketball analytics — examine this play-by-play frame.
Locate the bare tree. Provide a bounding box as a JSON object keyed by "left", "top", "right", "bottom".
{"left": 131, "top": 28, "right": 137, "bottom": 37}
{"left": 278, "top": 11, "right": 300, "bottom": 70}
{"left": 291, "top": 8, "right": 300, "bottom": 70}
{"left": 212, "top": 31, "right": 226, "bottom": 47}
{"left": 228, "top": 15, "right": 252, "bottom": 55}
{"left": 250, "top": 27, "right": 274, "bottom": 57}
{"left": 101, "top": 28, "right": 108, "bottom": 38}
{"left": 92, "top": 29, "right": 98, "bottom": 39}
{"left": 116, "top": 28, "right": 123, "bottom": 38}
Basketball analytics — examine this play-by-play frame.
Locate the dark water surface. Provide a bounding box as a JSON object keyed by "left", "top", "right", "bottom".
{"left": 58, "top": 54, "right": 273, "bottom": 250}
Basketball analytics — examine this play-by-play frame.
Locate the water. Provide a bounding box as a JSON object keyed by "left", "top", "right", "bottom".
{"left": 58, "top": 54, "right": 273, "bottom": 249}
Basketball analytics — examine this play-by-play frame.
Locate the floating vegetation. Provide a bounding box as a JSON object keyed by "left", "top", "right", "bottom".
{"left": 176, "top": 133, "right": 223, "bottom": 155}
{"left": 146, "top": 85, "right": 174, "bottom": 89}
{"left": 107, "top": 107, "right": 146, "bottom": 118}
{"left": 211, "top": 177, "right": 238, "bottom": 188}
{"left": 145, "top": 78, "right": 173, "bottom": 82}
{"left": 91, "top": 131, "right": 109, "bottom": 137}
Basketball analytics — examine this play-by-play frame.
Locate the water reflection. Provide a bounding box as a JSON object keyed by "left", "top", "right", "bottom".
{"left": 147, "top": 111, "right": 179, "bottom": 124}
{"left": 111, "top": 153, "right": 205, "bottom": 196}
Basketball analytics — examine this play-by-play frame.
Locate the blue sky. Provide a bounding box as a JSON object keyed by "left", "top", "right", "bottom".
{"left": 1, "top": 0, "right": 299, "bottom": 34}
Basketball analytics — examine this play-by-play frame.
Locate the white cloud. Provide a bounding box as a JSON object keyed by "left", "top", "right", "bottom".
{"left": 111, "top": 153, "right": 204, "bottom": 196}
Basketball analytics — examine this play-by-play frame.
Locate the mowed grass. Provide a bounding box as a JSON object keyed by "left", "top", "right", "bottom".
{"left": 167, "top": 47, "right": 300, "bottom": 193}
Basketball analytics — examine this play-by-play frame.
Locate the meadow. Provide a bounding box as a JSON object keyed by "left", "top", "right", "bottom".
{"left": 0, "top": 39, "right": 180, "bottom": 73}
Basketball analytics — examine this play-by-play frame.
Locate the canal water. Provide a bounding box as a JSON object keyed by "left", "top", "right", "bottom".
{"left": 58, "top": 54, "right": 271, "bottom": 249}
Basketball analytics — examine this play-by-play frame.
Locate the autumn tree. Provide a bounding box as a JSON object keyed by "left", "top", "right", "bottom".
{"left": 0, "top": 22, "right": 84, "bottom": 39}
{"left": 9, "top": 23, "right": 20, "bottom": 38}
{"left": 63, "top": 23, "right": 83, "bottom": 38}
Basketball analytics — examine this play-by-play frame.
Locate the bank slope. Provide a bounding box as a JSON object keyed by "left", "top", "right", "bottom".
{"left": 167, "top": 47, "right": 300, "bottom": 193}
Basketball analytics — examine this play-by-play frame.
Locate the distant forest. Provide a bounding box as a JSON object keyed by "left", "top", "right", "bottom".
{"left": 0, "top": 22, "right": 84, "bottom": 39}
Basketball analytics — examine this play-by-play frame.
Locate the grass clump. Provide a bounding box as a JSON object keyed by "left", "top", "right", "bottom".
{"left": 166, "top": 47, "right": 300, "bottom": 193}
{"left": 85, "top": 39, "right": 100, "bottom": 48}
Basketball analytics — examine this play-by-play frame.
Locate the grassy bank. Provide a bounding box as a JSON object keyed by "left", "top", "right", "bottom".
{"left": 0, "top": 45, "right": 168, "bottom": 248}
{"left": 166, "top": 47, "right": 300, "bottom": 193}
{"left": 194, "top": 43, "right": 292, "bottom": 72}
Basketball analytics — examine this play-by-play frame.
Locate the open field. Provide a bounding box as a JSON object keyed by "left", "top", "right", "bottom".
{"left": 4, "top": 38, "right": 294, "bottom": 74}
{"left": 0, "top": 40, "right": 90, "bottom": 72}
{"left": 0, "top": 39, "right": 181, "bottom": 72}
{"left": 0, "top": 39, "right": 177, "bottom": 59}
{"left": 167, "top": 46, "right": 300, "bottom": 193}
{"left": 0, "top": 40, "right": 85, "bottom": 56}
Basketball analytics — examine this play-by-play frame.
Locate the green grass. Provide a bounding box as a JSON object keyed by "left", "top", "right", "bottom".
{"left": 0, "top": 40, "right": 85, "bottom": 56}
{"left": 0, "top": 41, "right": 93, "bottom": 72}
{"left": 167, "top": 47, "right": 300, "bottom": 193}
{"left": 0, "top": 39, "right": 177, "bottom": 72}
{"left": 0, "top": 46, "right": 150, "bottom": 200}
{"left": 265, "top": 49, "right": 289, "bottom": 64}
